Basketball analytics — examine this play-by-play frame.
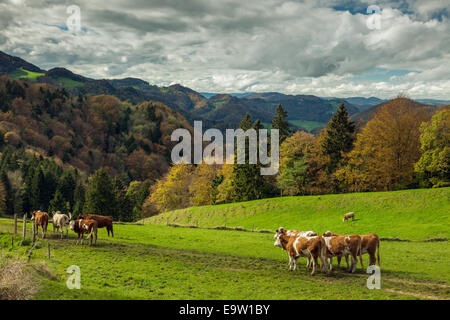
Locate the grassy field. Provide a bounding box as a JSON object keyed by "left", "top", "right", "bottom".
{"left": 147, "top": 188, "right": 450, "bottom": 241}
{"left": 288, "top": 120, "right": 326, "bottom": 131}
{"left": 9, "top": 68, "right": 45, "bottom": 81}
{"left": 0, "top": 188, "right": 449, "bottom": 300}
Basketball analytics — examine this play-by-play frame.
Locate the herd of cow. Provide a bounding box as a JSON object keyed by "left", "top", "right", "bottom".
{"left": 273, "top": 214, "right": 381, "bottom": 275}
{"left": 27, "top": 209, "right": 379, "bottom": 276}
{"left": 29, "top": 210, "right": 114, "bottom": 246}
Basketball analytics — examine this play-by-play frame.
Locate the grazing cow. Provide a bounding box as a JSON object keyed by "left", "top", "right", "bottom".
{"left": 361, "top": 233, "right": 381, "bottom": 266}
{"left": 274, "top": 227, "right": 328, "bottom": 276}
{"left": 273, "top": 229, "right": 318, "bottom": 268}
{"left": 343, "top": 212, "right": 355, "bottom": 222}
{"left": 322, "top": 231, "right": 363, "bottom": 273}
{"left": 52, "top": 211, "right": 72, "bottom": 239}
{"left": 30, "top": 211, "right": 49, "bottom": 239}
{"left": 77, "top": 214, "right": 113, "bottom": 237}
{"left": 69, "top": 219, "right": 98, "bottom": 246}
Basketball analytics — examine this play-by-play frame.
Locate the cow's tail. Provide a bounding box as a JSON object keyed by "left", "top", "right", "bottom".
{"left": 320, "top": 237, "right": 329, "bottom": 273}
{"left": 377, "top": 239, "right": 381, "bottom": 267}
{"left": 358, "top": 237, "right": 364, "bottom": 269}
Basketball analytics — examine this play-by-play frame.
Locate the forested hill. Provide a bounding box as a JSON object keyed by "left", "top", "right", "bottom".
{"left": 0, "top": 76, "right": 192, "bottom": 181}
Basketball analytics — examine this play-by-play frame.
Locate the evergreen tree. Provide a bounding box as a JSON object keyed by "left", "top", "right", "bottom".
{"left": 232, "top": 114, "right": 267, "bottom": 202}
{"left": 83, "top": 169, "right": 115, "bottom": 217}
{"left": 49, "top": 189, "right": 68, "bottom": 214}
{"left": 31, "top": 167, "right": 46, "bottom": 210}
{"left": 321, "top": 103, "right": 355, "bottom": 172}
{"left": 0, "top": 171, "right": 13, "bottom": 215}
{"left": 271, "top": 104, "right": 291, "bottom": 143}
{"left": 58, "top": 170, "right": 77, "bottom": 210}
{"left": 112, "top": 178, "right": 133, "bottom": 222}
{"left": 73, "top": 183, "right": 86, "bottom": 216}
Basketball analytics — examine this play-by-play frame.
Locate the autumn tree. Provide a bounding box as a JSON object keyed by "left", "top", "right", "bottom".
{"left": 144, "top": 163, "right": 193, "bottom": 213}
{"left": 341, "top": 98, "right": 430, "bottom": 191}
{"left": 415, "top": 107, "right": 450, "bottom": 187}
{"left": 190, "top": 163, "right": 219, "bottom": 206}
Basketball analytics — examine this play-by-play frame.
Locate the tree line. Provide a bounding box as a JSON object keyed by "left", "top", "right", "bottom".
{"left": 0, "top": 148, "right": 150, "bottom": 221}
{"left": 143, "top": 97, "right": 449, "bottom": 215}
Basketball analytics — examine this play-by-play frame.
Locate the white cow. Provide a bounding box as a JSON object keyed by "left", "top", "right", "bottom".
{"left": 52, "top": 211, "right": 72, "bottom": 239}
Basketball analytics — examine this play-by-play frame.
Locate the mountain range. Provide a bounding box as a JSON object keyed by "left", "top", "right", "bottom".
{"left": 1, "top": 50, "right": 448, "bottom": 132}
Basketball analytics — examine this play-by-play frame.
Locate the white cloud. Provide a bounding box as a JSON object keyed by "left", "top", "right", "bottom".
{"left": 0, "top": 0, "right": 449, "bottom": 99}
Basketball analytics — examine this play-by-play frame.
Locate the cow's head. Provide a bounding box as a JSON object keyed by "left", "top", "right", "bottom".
{"left": 69, "top": 220, "right": 77, "bottom": 230}
{"left": 323, "top": 231, "right": 337, "bottom": 237}
{"left": 30, "top": 211, "right": 36, "bottom": 220}
{"left": 273, "top": 227, "right": 286, "bottom": 248}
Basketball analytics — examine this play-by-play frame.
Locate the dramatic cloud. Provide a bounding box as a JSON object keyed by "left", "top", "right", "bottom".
{"left": 0, "top": 0, "right": 449, "bottom": 98}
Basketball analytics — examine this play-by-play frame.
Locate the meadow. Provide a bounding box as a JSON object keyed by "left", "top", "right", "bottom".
{"left": 0, "top": 187, "right": 449, "bottom": 300}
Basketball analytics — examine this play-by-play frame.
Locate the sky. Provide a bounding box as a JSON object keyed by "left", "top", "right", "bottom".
{"left": 0, "top": 0, "right": 449, "bottom": 99}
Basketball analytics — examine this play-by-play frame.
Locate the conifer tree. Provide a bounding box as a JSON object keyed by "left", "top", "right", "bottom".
{"left": 321, "top": 103, "right": 355, "bottom": 172}
{"left": 83, "top": 169, "right": 115, "bottom": 217}
{"left": 272, "top": 104, "right": 291, "bottom": 143}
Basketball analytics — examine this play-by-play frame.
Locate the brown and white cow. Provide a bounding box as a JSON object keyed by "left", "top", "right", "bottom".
{"left": 274, "top": 227, "right": 328, "bottom": 276}
{"left": 69, "top": 219, "right": 98, "bottom": 246}
{"left": 322, "top": 231, "right": 363, "bottom": 273}
{"left": 30, "top": 210, "right": 49, "bottom": 239}
{"left": 360, "top": 233, "right": 381, "bottom": 266}
{"left": 52, "top": 211, "right": 72, "bottom": 239}
{"left": 342, "top": 212, "right": 355, "bottom": 222}
{"left": 77, "top": 214, "right": 113, "bottom": 237}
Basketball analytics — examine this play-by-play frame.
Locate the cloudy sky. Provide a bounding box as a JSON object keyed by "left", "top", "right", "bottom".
{"left": 1, "top": 0, "right": 449, "bottom": 99}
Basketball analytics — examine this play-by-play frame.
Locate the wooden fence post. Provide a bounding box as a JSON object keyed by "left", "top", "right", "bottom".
{"left": 14, "top": 214, "right": 17, "bottom": 235}
{"left": 47, "top": 242, "right": 51, "bottom": 259}
{"left": 22, "top": 214, "right": 27, "bottom": 239}
{"left": 11, "top": 236, "right": 14, "bottom": 248}
{"left": 32, "top": 220, "right": 36, "bottom": 243}
{"left": 252, "top": 224, "right": 254, "bottom": 232}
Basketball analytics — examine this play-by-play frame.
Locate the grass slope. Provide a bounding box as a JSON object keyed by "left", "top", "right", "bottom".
{"left": 0, "top": 222, "right": 449, "bottom": 300}
{"left": 147, "top": 188, "right": 450, "bottom": 241}
{"left": 9, "top": 68, "right": 45, "bottom": 81}
{"left": 0, "top": 188, "right": 448, "bottom": 300}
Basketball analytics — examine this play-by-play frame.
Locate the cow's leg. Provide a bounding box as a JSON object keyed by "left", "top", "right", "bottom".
{"left": 293, "top": 257, "right": 298, "bottom": 271}
{"left": 350, "top": 254, "right": 357, "bottom": 273}
{"left": 345, "top": 255, "right": 349, "bottom": 269}
{"left": 337, "top": 256, "right": 341, "bottom": 268}
{"left": 328, "top": 256, "right": 333, "bottom": 271}
{"left": 60, "top": 227, "right": 64, "bottom": 239}
{"left": 94, "top": 231, "right": 97, "bottom": 246}
{"left": 110, "top": 226, "right": 114, "bottom": 238}
{"left": 66, "top": 225, "right": 68, "bottom": 238}
{"left": 89, "top": 231, "right": 93, "bottom": 246}
{"left": 306, "top": 256, "right": 311, "bottom": 268}
{"left": 310, "top": 256, "right": 318, "bottom": 276}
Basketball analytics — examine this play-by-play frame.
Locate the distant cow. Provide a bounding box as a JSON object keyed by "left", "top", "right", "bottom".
{"left": 274, "top": 227, "right": 328, "bottom": 276}
{"left": 322, "top": 231, "right": 363, "bottom": 273}
{"left": 343, "top": 212, "right": 355, "bottom": 222}
{"left": 30, "top": 211, "right": 49, "bottom": 239}
{"left": 52, "top": 211, "right": 71, "bottom": 239}
{"left": 69, "top": 219, "right": 98, "bottom": 246}
{"left": 361, "top": 233, "right": 381, "bottom": 266}
{"left": 78, "top": 214, "right": 113, "bottom": 237}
